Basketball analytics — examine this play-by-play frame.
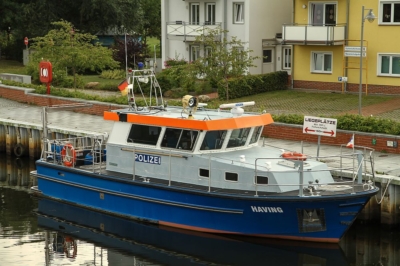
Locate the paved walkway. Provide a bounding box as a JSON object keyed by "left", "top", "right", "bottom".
{"left": 1, "top": 96, "right": 399, "bottom": 179}
{"left": 345, "top": 98, "right": 400, "bottom": 116}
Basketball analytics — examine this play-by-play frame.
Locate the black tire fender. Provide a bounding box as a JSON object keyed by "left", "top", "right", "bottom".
{"left": 14, "top": 143, "right": 25, "bottom": 157}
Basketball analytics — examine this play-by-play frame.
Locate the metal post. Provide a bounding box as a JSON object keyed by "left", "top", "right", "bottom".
{"left": 298, "top": 160, "right": 304, "bottom": 197}
{"left": 358, "top": 6, "right": 365, "bottom": 115}
{"left": 316, "top": 135, "right": 321, "bottom": 159}
{"left": 125, "top": 31, "right": 128, "bottom": 80}
{"left": 356, "top": 150, "right": 363, "bottom": 184}
{"left": 42, "top": 107, "right": 47, "bottom": 159}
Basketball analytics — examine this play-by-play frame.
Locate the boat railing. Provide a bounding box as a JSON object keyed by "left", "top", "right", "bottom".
{"left": 124, "top": 149, "right": 373, "bottom": 197}
{"left": 41, "top": 135, "right": 107, "bottom": 173}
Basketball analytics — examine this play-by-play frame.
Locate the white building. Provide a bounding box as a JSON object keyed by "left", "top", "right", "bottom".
{"left": 161, "top": 0, "right": 293, "bottom": 75}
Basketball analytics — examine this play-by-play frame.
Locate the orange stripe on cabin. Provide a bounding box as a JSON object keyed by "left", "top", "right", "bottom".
{"left": 104, "top": 111, "right": 273, "bottom": 130}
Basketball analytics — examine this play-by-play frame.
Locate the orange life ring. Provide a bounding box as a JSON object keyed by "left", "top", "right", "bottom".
{"left": 61, "top": 143, "right": 76, "bottom": 167}
{"left": 281, "top": 151, "right": 307, "bottom": 161}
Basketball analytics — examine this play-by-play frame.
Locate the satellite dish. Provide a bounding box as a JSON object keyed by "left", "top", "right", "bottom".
{"left": 182, "top": 95, "right": 198, "bottom": 119}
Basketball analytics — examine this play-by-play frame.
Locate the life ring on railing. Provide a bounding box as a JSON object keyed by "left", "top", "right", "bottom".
{"left": 61, "top": 143, "right": 76, "bottom": 167}
{"left": 281, "top": 151, "right": 307, "bottom": 161}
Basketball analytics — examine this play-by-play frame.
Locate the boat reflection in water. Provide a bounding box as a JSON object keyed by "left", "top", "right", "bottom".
{"left": 36, "top": 198, "right": 349, "bottom": 266}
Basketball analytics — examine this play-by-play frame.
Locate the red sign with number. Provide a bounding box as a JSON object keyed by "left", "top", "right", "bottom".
{"left": 39, "top": 61, "right": 53, "bottom": 83}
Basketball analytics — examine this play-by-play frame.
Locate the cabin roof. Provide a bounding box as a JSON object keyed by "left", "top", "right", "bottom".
{"left": 104, "top": 107, "right": 273, "bottom": 131}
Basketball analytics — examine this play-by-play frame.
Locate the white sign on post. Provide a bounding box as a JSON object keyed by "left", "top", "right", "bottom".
{"left": 303, "top": 116, "right": 337, "bottom": 137}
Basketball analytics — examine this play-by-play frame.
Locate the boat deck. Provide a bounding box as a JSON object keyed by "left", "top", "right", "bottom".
{"left": 76, "top": 164, "right": 370, "bottom": 199}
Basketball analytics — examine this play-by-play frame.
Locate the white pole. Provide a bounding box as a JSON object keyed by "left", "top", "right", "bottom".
{"left": 125, "top": 31, "right": 128, "bottom": 80}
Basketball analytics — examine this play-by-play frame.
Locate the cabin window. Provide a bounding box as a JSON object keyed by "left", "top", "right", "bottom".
{"left": 161, "top": 128, "right": 199, "bottom": 150}
{"left": 127, "top": 125, "right": 161, "bottom": 145}
{"left": 255, "top": 176, "right": 268, "bottom": 185}
{"left": 199, "top": 168, "right": 209, "bottom": 178}
{"left": 250, "top": 126, "right": 262, "bottom": 144}
{"left": 225, "top": 172, "right": 238, "bottom": 182}
{"left": 227, "top": 128, "right": 250, "bottom": 148}
{"left": 297, "top": 208, "right": 326, "bottom": 232}
{"left": 200, "top": 130, "right": 227, "bottom": 150}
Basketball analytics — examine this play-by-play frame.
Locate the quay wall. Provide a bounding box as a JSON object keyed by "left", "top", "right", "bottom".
{"left": 0, "top": 84, "right": 399, "bottom": 156}
{"left": 263, "top": 123, "right": 400, "bottom": 155}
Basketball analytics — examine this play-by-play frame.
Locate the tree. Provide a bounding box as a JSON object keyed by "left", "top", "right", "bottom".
{"left": 192, "top": 28, "right": 259, "bottom": 100}
{"left": 27, "top": 20, "right": 119, "bottom": 88}
{"left": 139, "top": 0, "right": 161, "bottom": 41}
{"left": 112, "top": 35, "right": 149, "bottom": 69}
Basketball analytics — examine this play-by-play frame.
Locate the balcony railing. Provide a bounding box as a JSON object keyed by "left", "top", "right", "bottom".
{"left": 167, "top": 21, "right": 222, "bottom": 41}
{"left": 282, "top": 24, "right": 346, "bottom": 45}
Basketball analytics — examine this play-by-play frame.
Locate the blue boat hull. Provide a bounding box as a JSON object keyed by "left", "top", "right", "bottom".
{"left": 36, "top": 197, "right": 350, "bottom": 265}
{"left": 35, "top": 162, "right": 378, "bottom": 243}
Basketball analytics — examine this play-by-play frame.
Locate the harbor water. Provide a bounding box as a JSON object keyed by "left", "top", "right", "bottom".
{"left": 1, "top": 154, "right": 399, "bottom": 266}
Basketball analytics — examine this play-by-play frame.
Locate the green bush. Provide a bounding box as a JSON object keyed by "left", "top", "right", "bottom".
{"left": 272, "top": 113, "right": 400, "bottom": 135}
{"left": 164, "top": 58, "right": 188, "bottom": 67}
{"left": 100, "top": 69, "right": 125, "bottom": 80}
{"left": 217, "top": 71, "right": 288, "bottom": 100}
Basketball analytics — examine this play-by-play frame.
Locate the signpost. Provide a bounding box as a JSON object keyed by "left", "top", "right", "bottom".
{"left": 39, "top": 61, "right": 53, "bottom": 94}
{"left": 24, "top": 37, "right": 29, "bottom": 49}
{"left": 344, "top": 46, "right": 367, "bottom": 57}
{"left": 303, "top": 116, "right": 337, "bottom": 158}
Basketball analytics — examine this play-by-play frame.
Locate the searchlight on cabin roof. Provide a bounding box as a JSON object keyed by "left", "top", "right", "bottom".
{"left": 219, "top": 101, "right": 255, "bottom": 117}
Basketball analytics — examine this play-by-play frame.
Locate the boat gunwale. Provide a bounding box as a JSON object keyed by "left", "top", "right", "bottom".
{"left": 35, "top": 160, "right": 379, "bottom": 202}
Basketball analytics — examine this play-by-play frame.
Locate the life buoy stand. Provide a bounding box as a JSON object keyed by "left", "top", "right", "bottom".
{"left": 281, "top": 151, "right": 307, "bottom": 161}
{"left": 61, "top": 143, "right": 76, "bottom": 167}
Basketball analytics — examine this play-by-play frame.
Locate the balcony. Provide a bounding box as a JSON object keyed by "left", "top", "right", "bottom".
{"left": 282, "top": 24, "right": 346, "bottom": 45}
{"left": 167, "top": 22, "right": 222, "bottom": 42}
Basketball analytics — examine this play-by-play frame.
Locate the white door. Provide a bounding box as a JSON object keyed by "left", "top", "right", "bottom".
{"left": 262, "top": 48, "right": 275, "bottom": 74}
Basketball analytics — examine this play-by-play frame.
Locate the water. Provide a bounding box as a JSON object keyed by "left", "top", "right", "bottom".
{"left": 0, "top": 155, "right": 399, "bottom": 266}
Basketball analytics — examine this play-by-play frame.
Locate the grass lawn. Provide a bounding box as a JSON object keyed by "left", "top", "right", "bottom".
{"left": 147, "top": 37, "right": 161, "bottom": 58}
{"left": 0, "top": 59, "right": 398, "bottom": 118}
{"left": 0, "top": 60, "right": 26, "bottom": 75}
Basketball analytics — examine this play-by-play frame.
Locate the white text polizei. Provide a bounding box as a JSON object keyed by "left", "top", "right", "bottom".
{"left": 135, "top": 153, "right": 161, "bottom": 165}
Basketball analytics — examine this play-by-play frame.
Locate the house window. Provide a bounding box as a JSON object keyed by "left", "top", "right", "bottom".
{"left": 205, "top": 46, "right": 212, "bottom": 57}
{"left": 311, "top": 52, "right": 332, "bottom": 73}
{"left": 263, "top": 49, "right": 272, "bottom": 63}
{"left": 206, "top": 3, "right": 216, "bottom": 25}
{"left": 190, "top": 45, "right": 200, "bottom": 61}
{"left": 190, "top": 3, "right": 200, "bottom": 25}
{"left": 380, "top": 2, "right": 400, "bottom": 23}
{"left": 310, "top": 3, "right": 336, "bottom": 26}
{"left": 233, "top": 3, "right": 244, "bottom": 24}
{"left": 283, "top": 47, "right": 292, "bottom": 69}
{"left": 378, "top": 54, "right": 400, "bottom": 76}
{"left": 225, "top": 172, "right": 238, "bottom": 182}
{"left": 234, "top": 46, "right": 244, "bottom": 61}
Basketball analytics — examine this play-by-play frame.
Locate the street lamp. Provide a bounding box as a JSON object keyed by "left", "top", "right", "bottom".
{"left": 358, "top": 6, "right": 376, "bottom": 115}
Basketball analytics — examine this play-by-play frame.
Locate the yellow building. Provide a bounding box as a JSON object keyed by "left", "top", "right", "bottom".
{"left": 283, "top": 0, "right": 400, "bottom": 94}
